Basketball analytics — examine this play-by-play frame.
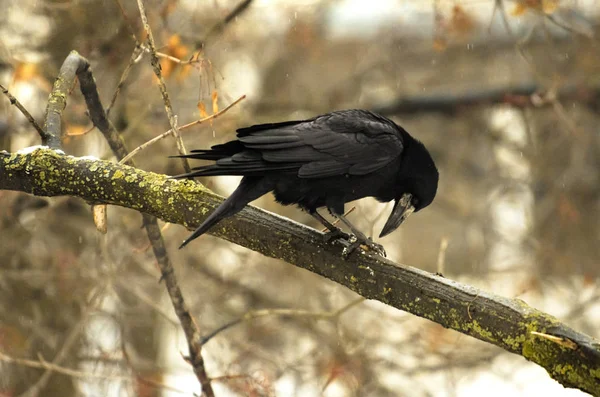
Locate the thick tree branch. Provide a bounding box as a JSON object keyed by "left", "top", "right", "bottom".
{"left": 1, "top": 148, "right": 599, "bottom": 395}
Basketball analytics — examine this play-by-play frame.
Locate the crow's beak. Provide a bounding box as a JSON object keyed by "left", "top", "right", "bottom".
{"left": 379, "top": 193, "right": 415, "bottom": 238}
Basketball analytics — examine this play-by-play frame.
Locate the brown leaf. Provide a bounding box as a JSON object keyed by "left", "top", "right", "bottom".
{"left": 160, "top": 34, "right": 190, "bottom": 79}
{"left": 512, "top": 0, "right": 560, "bottom": 16}
{"left": 449, "top": 5, "right": 476, "bottom": 37}
{"left": 211, "top": 90, "right": 219, "bottom": 114}
{"left": 65, "top": 124, "right": 93, "bottom": 137}
{"left": 13, "top": 63, "right": 39, "bottom": 82}
{"left": 197, "top": 101, "right": 208, "bottom": 118}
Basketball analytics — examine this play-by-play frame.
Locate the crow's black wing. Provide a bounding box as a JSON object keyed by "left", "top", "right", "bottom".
{"left": 238, "top": 110, "right": 404, "bottom": 178}
{"left": 177, "top": 110, "right": 405, "bottom": 178}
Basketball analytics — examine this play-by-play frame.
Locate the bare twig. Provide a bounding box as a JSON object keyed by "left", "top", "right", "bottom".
{"left": 200, "top": 298, "right": 365, "bottom": 345}
{"left": 113, "top": 0, "right": 139, "bottom": 42}
{"left": 154, "top": 49, "right": 200, "bottom": 66}
{"left": 0, "top": 83, "right": 46, "bottom": 138}
{"left": 496, "top": 2, "right": 584, "bottom": 137}
{"left": 19, "top": 307, "right": 91, "bottom": 397}
{"left": 136, "top": 0, "right": 191, "bottom": 174}
{"left": 437, "top": 237, "right": 449, "bottom": 275}
{"left": 0, "top": 351, "right": 189, "bottom": 395}
{"left": 1, "top": 350, "right": 131, "bottom": 382}
{"left": 143, "top": 214, "right": 215, "bottom": 397}
{"left": 374, "top": 83, "right": 600, "bottom": 116}
{"left": 43, "top": 50, "right": 215, "bottom": 397}
{"left": 77, "top": 48, "right": 215, "bottom": 395}
{"left": 492, "top": 0, "right": 513, "bottom": 36}
{"left": 201, "top": 0, "right": 255, "bottom": 45}
{"left": 119, "top": 94, "right": 245, "bottom": 164}
{"left": 106, "top": 43, "right": 145, "bottom": 117}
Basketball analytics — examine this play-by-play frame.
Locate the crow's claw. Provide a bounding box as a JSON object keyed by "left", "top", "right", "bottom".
{"left": 322, "top": 227, "right": 352, "bottom": 243}
{"left": 363, "top": 239, "right": 386, "bottom": 257}
{"left": 341, "top": 235, "right": 386, "bottom": 258}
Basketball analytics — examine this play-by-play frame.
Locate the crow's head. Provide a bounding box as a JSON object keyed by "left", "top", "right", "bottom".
{"left": 380, "top": 138, "right": 439, "bottom": 238}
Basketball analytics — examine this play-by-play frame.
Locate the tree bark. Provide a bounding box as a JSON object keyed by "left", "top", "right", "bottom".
{"left": 1, "top": 147, "right": 599, "bottom": 395}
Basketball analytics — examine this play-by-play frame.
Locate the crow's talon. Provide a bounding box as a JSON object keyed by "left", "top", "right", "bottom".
{"left": 322, "top": 228, "right": 351, "bottom": 243}
{"left": 341, "top": 236, "right": 386, "bottom": 258}
{"left": 361, "top": 240, "right": 386, "bottom": 257}
{"left": 342, "top": 240, "right": 361, "bottom": 258}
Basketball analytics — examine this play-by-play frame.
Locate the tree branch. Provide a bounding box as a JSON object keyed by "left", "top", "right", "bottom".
{"left": 36, "top": 50, "right": 215, "bottom": 397}
{"left": 1, "top": 147, "right": 599, "bottom": 395}
{"left": 373, "top": 83, "right": 600, "bottom": 116}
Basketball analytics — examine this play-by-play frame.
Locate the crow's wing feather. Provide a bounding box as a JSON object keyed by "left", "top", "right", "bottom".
{"left": 237, "top": 110, "right": 404, "bottom": 178}
{"left": 178, "top": 110, "right": 404, "bottom": 179}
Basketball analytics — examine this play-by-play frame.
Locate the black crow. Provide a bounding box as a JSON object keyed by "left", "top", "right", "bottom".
{"left": 173, "top": 109, "right": 438, "bottom": 256}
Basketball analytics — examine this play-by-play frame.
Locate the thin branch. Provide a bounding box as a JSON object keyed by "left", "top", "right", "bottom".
{"left": 0, "top": 84, "right": 46, "bottom": 138}
{"left": 1, "top": 351, "right": 132, "bottom": 382}
{"left": 116, "top": 280, "right": 180, "bottom": 326}
{"left": 113, "top": 0, "right": 139, "bottom": 42}
{"left": 374, "top": 83, "right": 600, "bottom": 116}
{"left": 200, "top": 298, "right": 365, "bottom": 345}
{"left": 45, "top": 51, "right": 215, "bottom": 397}
{"left": 18, "top": 304, "right": 91, "bottom": 397}
{"left": 154, "top": 49, "right": 200, "bottom": 66}
{"left": 106, "top": 43, "right": 145, "bottom": 117}
{"left": 119, "top": 94, "right": 246, "bottom": 164}
{"left": 201, "top": 0, "right": 255, "bottom": 45}
{"left": 493, "top": 0, "right": 513, "bottom": 37}
{"left": 0, "top": 351, "right": 189, "bottom": 395}
{"left": 436, "top": 237, "right": 449, "bottom": 275}
{"left": 136, "top": 0, "right": 191, "bottom": 174}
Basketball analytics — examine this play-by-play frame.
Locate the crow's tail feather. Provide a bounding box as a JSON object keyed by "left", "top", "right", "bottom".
{"left": 170, "top": 141, "right": 245, "bottom": 162}
{"left": 179, "top": 177, "right": 272, "bottom": 249}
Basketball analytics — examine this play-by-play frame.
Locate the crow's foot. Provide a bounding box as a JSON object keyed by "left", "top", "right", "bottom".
{"left": 322, "top": 227, "right": 352, "bottom": 243}
{"left": 341, "top": 235, "right": 386, "bottom": 258}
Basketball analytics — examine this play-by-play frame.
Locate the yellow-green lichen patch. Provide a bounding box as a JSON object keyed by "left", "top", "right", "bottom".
{"left": 469, "top": 320, "right": 494, "bottom": 341}
{"left": 112, "top": 170, "right": 124, "bottom": 179}
{"left": 503, "top": 333, "right": 527, "bottom": 351}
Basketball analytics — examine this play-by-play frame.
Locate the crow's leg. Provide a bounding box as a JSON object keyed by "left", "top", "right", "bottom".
{"left": 309, "top": 210, "right": 351, "bottom": 242}
{"left": 335, "top": 214, "right": 386, "bottom": 257}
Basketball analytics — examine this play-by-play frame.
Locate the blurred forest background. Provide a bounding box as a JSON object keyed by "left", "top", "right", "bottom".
{"left": 1, "top": 0, "right": 599, "bottom": 396}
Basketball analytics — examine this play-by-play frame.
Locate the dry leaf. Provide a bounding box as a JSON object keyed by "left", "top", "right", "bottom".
{"left": 66, "top": 124, "right": 92, "bottom": 137}
{"left": 13, "top": 63, "right": 39, "bottom": 82}
{"left": 449, "top": 5, "right": 476, "bottom": 36}
{"left": 211, "top": 90, "right": 219, "bottom": 114}
{"left": 92, "top": 204, "right": 108, "bottom": 234}
{"left": 197, "top": 101, "right": 208, "bottom": 118}
{"left": 512, "top": 0, "right": 560, "bottom": 16}
{"left": 160, "top": 34, "right": 190, "bottom": 80}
